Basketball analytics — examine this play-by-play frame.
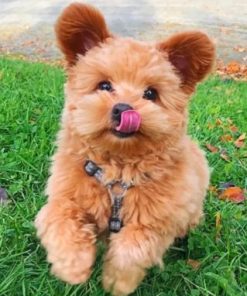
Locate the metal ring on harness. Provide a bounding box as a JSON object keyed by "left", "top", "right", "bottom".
{"left": 84, "top": 160, "right": 133, "bottom": 233}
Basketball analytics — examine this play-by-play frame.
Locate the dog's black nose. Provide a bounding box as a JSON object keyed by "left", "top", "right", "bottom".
{"left": 112, "top": 103, "right": 133, "bottom": 122}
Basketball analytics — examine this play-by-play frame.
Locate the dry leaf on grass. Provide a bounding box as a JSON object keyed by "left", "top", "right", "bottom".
{"left": 219, "top": 187, "right": 245, "bottom": 203}
{"left": 220, "top": 134, "right": 233, "bottom": 142}
{"left": 206, "top": 144, "right": 219, "bottom": 153}
{"left": 220, "top": 149, "right": 230, "bottom": 161}
{"left": 229, "top": 125, "right": 238, "bottom": 132}
{"left": 216, "top": 118, "right": 223, "bottom": 126}
{"left": 234, "top": 133, "right": 246, "bottom": 148}
{"left": 187, "top": 259, "right": 201, "bottom": 270}
{"left": 209, "top": 185, "right": 218, "bottom": 194}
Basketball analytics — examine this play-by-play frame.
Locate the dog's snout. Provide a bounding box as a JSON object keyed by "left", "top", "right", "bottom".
{"left": 111, "top": 103, "right": 133, "bottom": 122}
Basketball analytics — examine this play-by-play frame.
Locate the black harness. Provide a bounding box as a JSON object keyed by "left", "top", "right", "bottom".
{"left": 84, "top": 160, "right": 133, "bottom": 233}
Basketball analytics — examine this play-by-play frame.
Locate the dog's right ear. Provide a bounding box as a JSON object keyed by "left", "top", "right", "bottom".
{"left": 55, "top": 3, "right": 111, "bottom": 66}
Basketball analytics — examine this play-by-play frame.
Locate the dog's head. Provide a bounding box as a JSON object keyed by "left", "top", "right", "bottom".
{"left": 56, "top": 3, "right": 215, "bottom": 154}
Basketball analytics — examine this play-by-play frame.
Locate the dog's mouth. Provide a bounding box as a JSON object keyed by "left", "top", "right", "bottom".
{"left": 111, "top": 129, "right": 136, "bottom": 138}
{"left": 112, "top": 110, "right": 141, "bottom": 139}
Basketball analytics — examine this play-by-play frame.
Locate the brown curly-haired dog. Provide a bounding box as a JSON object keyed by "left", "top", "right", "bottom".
{"left": 35, "top": 3, "right": 215, "bottom": 295}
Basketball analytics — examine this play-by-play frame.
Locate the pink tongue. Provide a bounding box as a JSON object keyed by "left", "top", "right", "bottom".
{"left": 116, "top": 110, "right": 141, "bottom": 133}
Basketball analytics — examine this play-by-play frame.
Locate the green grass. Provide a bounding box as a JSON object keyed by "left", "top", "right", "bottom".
{"left": 0, "top": 57, "right": 246, "bottom": 296}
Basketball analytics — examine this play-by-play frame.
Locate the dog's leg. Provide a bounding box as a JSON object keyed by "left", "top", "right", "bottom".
{"left": 102, "top": 225, "right": 173, "bottom": 296}
{"left": 35, "top": 200, "right": 96, "bottom": 284}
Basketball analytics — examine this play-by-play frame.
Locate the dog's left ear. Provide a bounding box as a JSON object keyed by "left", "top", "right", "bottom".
{"left": 55, "top": 3, "right": 111, "bottom": 66}
{"left": 158, "top": 31, "right": 215, "bottom": 93}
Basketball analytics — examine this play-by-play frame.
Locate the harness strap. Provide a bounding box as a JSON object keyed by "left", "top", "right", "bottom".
{"left": 84, "top": 160, "right": 132, "bottom": 232}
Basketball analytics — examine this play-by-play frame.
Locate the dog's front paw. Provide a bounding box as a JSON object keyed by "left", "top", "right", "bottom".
{"left": 102, "top": 260, "right": 145, "bottom": 296}
{"left": 49, "top": 247, "right": 95, "bottom": 285}
{"left": 35, "top": 203, "right": 97, "bottom": 285}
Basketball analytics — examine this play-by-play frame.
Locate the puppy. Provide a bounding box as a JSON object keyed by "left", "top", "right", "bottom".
{"left": 35, "top": 3, "right": 215, "bottom": 295}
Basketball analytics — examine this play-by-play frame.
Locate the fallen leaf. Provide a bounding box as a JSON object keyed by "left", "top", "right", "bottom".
{"left": 220, "top": 154, "right": 230, "bottom": 161}
{"left": 229, "top": 125, "right": 238, "bottom": 132}
{"left": 187, "top": 259, "right": 201, "bottom": 270}
{"left": 209, "top": 185, "right": 218, "bottom": 194}
{"left": 216, "top": 118, "right": 223, "bottom": 126}
{"left": 220, "top": 134, "right": 233, "bottom": 142}
{"left": 243, "top": 67, "right": 247, "bottom": 76}
{"left": 219, "top": 187, "right": 245, "bottom": 203}
{"left": 206, "top": 144, "right": 219, "bottom": 153}
{"left": 216, "top": 60, "right": 247, "bottom": 81}
{"left": 226, "top": 61, "right": 241, "bottom": 74}
{"left": 220, "top": 149, "right": 230, "bottom": 161}
{"left": 234, "top": 133, "right": 246, "bottom": 148}
{"left": 233, "top": 46, "right": 246, "bottom": 53}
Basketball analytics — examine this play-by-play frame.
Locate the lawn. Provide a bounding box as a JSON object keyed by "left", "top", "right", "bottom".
{"left": 0, "top": 57, "right": 246, "bottom": 296}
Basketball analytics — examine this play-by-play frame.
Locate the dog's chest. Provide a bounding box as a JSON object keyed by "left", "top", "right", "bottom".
{"left": 80, "top": 159, "right": 170, "bottom": 232}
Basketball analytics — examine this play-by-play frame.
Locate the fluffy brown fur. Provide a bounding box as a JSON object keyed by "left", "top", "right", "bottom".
{"left": 35, "top": 3, "right": 215, "bottom": 295}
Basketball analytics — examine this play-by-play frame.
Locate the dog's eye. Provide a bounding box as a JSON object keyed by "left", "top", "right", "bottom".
{"left": 98, "top": 81, "right": 113, "bottom": 92}
{"left": 143, "top": 88, "right": 158, "bottom": 101}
